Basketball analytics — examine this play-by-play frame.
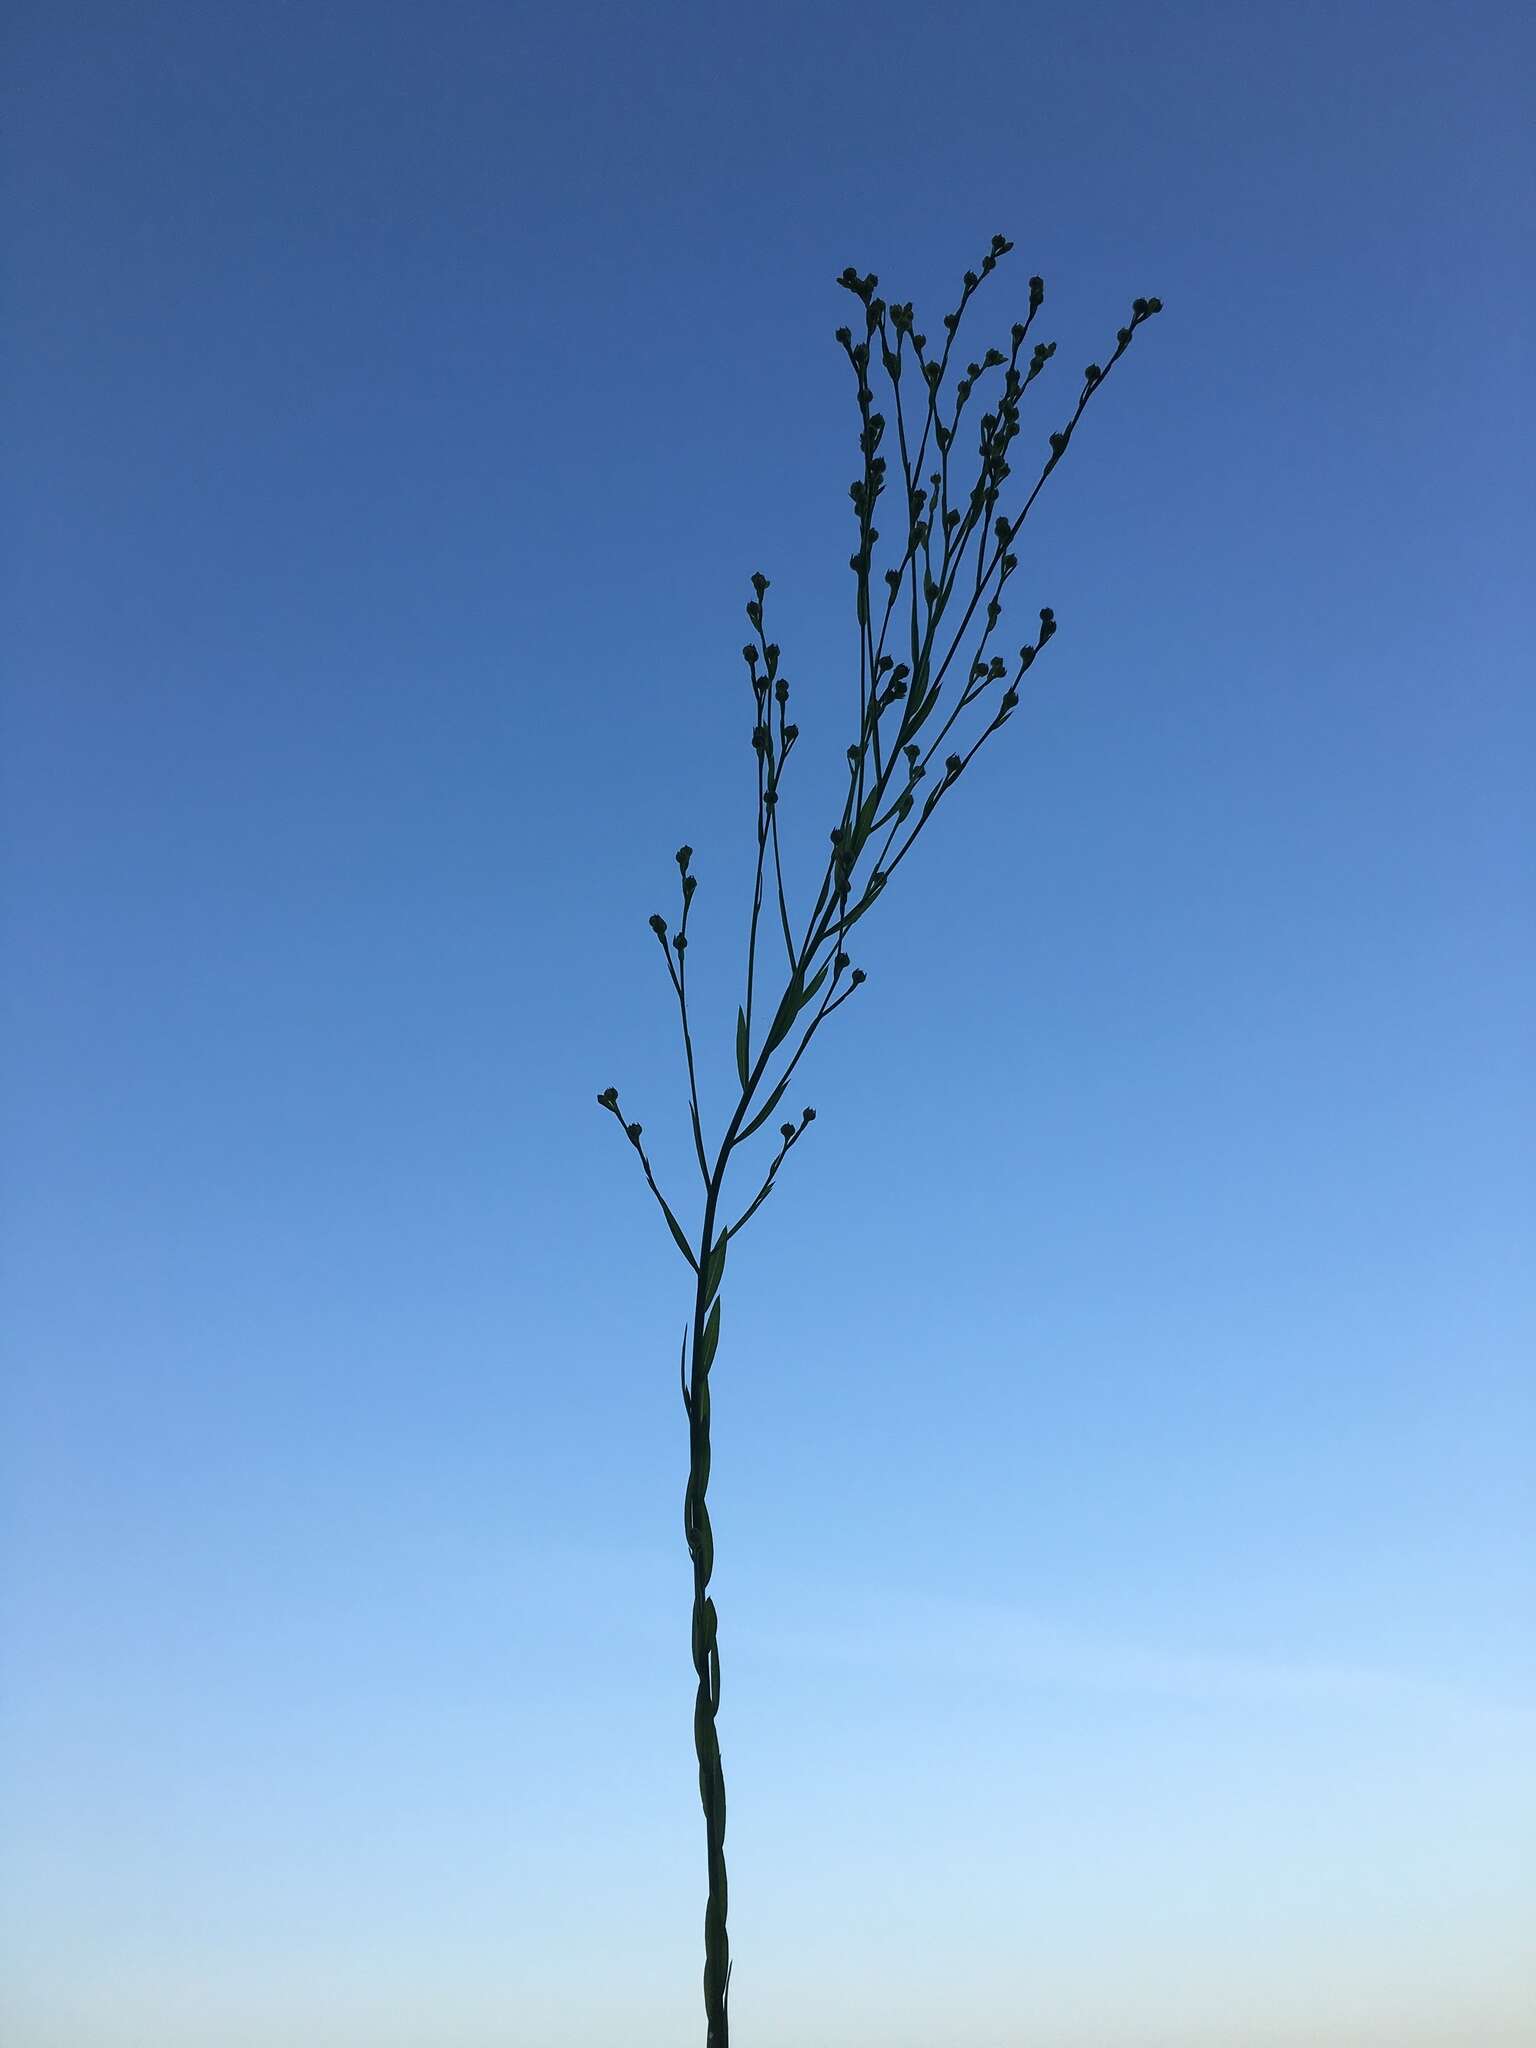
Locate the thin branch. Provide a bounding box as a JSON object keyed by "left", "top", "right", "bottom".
{"left": 596, "top": 1091, "right": 698, "bottom": 1272}
{"left": 724, "top": 1107, "right": 816, "bottom": 1238}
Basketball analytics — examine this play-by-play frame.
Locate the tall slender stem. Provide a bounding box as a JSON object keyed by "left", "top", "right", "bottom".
{"left": 683, "top": 1186, "right": 730, "bottom": 2044}
{"left": 603, "top": 242, "right": 1163, "bottom": 2047}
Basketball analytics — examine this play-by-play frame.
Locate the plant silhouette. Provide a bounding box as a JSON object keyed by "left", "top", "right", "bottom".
{"left": 599, "top": 236, "right": 1163, "bottom": 2046}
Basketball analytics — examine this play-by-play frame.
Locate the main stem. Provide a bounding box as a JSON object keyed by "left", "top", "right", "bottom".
{"left": 684, "top": 1187, "right": 729, "bottom": 2044}
{"left": 683, "top": 1001, "right": 808, "bottom": 2040}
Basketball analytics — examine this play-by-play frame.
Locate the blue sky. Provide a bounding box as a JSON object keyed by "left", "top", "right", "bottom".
{"left": 3, "top": 3, "right": 1533, "bottom": 2044}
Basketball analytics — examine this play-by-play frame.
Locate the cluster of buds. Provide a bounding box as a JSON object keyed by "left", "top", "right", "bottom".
{"left": 818, "top": 238, "right": 1158, "bottom": 923}
{"left": 596, "top": 1082, "right": 643, "bottom": 1148}
{"left": 600, "top": 239, "right": 1162, "bottom": 1305}
{"left": 743, "top": 576, "right": 798, "bottom": 788}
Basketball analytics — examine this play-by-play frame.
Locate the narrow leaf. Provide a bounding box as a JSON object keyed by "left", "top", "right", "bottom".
{"left": 739, "top": 1073, "right": 791, "bottom": 1142}
{"left": 837, "top": 882, "right": 884, "bottom": 937}
{"left": 702, "top": 1228, "right": 728, "bottom": 1306}
{"left": 904, "top": 685, "right": 938, "bottom": 734}
{"left": 735, "top": 1007, "right": 749, "bottom": 1089}
{"left": 763, "top": 974, "right": 802, "bottom": 1055}
{"left": 660, "top": 1199, "right": 698, "bottom": 1271}
{"left": 798, "top": 960, "right": 830, "bottom": 1014}
{"left": 697, "top": 1297, "right": 722, "bottom": 1375}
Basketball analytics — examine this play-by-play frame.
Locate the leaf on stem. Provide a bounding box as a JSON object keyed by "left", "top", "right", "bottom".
{"left": 735, "top": 1007, "right": 750, "bottom": 1089}
{"left": 703, "top": 1229, "right": 728, "bottom": 1307}
{"left": 661, "top": 1199, "right": 699, "bottom": 1272}
{"left": 698, "top": 1297, "right": 722, "bottom": 1375}
{"left": 738, "top": 1072, "right": 792, "bottom": 1142}
{"left": 763, "top": 975, "right": 802, "bottom": 1056}
{"left": 762, "top": 959, "right": 829, "bottom": 1057}
{"left": 835, "top": 875, "right": 886, "bottom": 937}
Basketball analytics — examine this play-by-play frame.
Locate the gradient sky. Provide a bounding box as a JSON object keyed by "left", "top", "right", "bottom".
{"left": 3, "top": 4, "right": 1533, "bottom": 2045}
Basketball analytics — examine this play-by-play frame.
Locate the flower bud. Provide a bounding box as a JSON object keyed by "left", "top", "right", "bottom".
{"left": 649, "top": 913, "right": 667, "bottom": 936}
{"left": 626, "top": 1123, "right": 643, "bottom": 1142}
{"left": 676, "top": 845, "right": 692, "bottom": 871}
{"left": 779, "top": 1122, "right": 796, "bottom": 1140}
{"left": 597, "top": 1087, "right": 619, "bottom": 1108}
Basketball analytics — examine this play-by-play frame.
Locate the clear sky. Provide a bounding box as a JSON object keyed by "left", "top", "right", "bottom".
{"left": 3, "top": 4, "right": 1533, "bottom": 2045}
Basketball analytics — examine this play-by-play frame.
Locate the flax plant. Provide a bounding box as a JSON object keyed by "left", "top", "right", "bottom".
{"left": 598, "top": 236, "right": 1163, "bottom": 2046}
